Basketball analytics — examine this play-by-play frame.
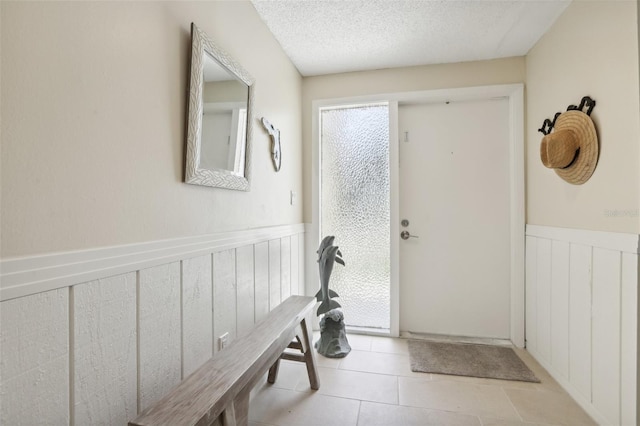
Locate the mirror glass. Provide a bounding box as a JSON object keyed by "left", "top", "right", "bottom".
{"left": 185, "top": 24, "right": 254, "bottom": 190}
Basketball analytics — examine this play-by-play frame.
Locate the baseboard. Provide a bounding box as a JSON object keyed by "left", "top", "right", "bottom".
{"left": 527, "top": 348, "right": 608, "bottom": 425}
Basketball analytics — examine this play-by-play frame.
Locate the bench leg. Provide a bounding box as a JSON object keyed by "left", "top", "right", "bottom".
{"left": 223, "top": 388, "right": 250, "bottom": 426}
{"left": 221, "top": 402, "right": 236, "bottom": 426}
{"left": 300, "top": 316, "right": 320, "bottom": 390}
{"left": 267, "top": 358, "right": 281, "bottom": 384}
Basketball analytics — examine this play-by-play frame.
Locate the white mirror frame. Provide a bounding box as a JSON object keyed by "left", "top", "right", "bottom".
{"left": 185, "top": 23, "right": 254, "bottom": 191}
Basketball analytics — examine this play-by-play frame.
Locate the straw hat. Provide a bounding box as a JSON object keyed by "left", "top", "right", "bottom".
{"left": 540, "top": 110, "right": 598, "bottom": 185}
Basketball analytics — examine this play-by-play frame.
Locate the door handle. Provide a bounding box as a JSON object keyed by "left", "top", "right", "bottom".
{"left": 401, "top": 231, "right": 419, "bottom": 240}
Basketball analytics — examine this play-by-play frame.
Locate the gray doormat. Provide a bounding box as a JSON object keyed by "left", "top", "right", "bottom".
{"left": 408, "top": 340, "right": 540, "bottom": 383}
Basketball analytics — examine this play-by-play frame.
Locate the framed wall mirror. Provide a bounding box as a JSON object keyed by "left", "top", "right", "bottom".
{"left": 185, "top": 23, "right": 254, "bottom": 190}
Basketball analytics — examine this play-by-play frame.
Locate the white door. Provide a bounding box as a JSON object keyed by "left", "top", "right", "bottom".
{"left": 398, "top": 98, "right": 512, "bottom": 339}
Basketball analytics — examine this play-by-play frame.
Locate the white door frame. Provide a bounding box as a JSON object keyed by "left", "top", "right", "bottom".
{"left": 309, "top": 84, "right": 525, "bottom": 346}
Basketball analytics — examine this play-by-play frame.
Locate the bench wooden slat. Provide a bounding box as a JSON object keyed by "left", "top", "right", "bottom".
{"left": 130, "top": 295, "right": 316, "bottom": 426}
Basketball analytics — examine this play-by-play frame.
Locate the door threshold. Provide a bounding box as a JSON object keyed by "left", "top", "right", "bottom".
{"left": 346, "top": 326, "right": 391, "bottom": 337}
{"left": 400, "top": 331, "right": 513, "bottom": 347}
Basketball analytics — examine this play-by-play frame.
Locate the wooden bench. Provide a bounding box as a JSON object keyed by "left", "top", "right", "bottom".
{"left": 129, "top": 295, "right": 320, "bottom": 426}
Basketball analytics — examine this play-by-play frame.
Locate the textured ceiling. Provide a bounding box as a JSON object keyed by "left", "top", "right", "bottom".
{"left": 251, "top": 0, "right": 571, "bottom": 76}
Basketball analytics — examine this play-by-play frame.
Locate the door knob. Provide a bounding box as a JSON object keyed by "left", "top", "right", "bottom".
{"left": 401, "top": 231, "right": 419, "bottom": 240}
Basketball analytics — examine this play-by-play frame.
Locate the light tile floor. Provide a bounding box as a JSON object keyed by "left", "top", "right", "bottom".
{"left": 249, "top": 334, "right": 597, "bottom": 426}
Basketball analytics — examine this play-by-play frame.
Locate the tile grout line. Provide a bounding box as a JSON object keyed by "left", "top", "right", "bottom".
{"left": 394, "top": 372, "right": 400, "bottom": 406}
{"left": 501, "top": 386, "right": 525, "bottom": 422}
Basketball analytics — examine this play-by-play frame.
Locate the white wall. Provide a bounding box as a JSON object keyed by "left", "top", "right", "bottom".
{"left": 0, "top": 1, "right": 303, "bottom": 258}
{"left": 526, "top": 0, "right": 640, "bottom": 234}
{"left": 0, "top": 226, "right": 305, "bottom": 424}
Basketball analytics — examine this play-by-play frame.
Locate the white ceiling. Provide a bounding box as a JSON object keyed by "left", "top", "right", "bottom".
{"left": 251, "top": 0, "right": 571, "bottom": 76}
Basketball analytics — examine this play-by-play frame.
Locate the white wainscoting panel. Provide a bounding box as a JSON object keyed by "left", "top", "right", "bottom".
{"left": 0, "top": 224, "right": 305, "bottom": 425}
{"left": 620, "top": 252, "right": 638, "bottom": 426}
{"left": 291, "top": 234, "right": 300, "bottom": 296}
{"left": 550, "top": 240, "right": 570, "bottom": 380}
{"left": 592, "top": 248, "right": 621, "bottom": 425}
{"left": 526, "top": 225, "right": 639, "bottom": 426}
{"left": 213, "top": 249, "right": 237, "bottom": 353}
{"left": 73, "top": 273, "right": 137, "bottom": 425}
{"left": 181, "top": 255, "right": 214, "bottom": 377}
{"left": 0, "top": 288, "right": 69, "bottom": 425}
{"left": 535, "top": 238, "right": 552, "bottom": 363}
{"left": 525, "top": 236, "right": 537, "bottom": 354}
{"left": 236, "top": 245, "right": 255, "bottom": 337}
{"left": 568, "top": 243, "right": 592, "bottom": 402}
{"left": 138, "top": 262, "right": 182, "bottom": 412}
{"left": 269, "top": 239, "right": 281, "bottom": 311}
{"left": 254, "top": 241, "right": 270, "bottom": 322}
{"left": 281, "top": 237, "right": 292, "bottom": 301}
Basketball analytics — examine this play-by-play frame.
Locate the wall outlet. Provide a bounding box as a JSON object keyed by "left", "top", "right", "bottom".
{"left": 219, "top": 332, "right": 229, "bottom": 350}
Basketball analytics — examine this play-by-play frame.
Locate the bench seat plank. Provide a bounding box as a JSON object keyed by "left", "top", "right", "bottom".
{"left": 130, "top": 295, "right": 316, "bottom": 426}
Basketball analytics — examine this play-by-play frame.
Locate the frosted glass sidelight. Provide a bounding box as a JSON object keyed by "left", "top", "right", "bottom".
{"left": 320, "top": 104, "right": 390, "bottom": 330}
